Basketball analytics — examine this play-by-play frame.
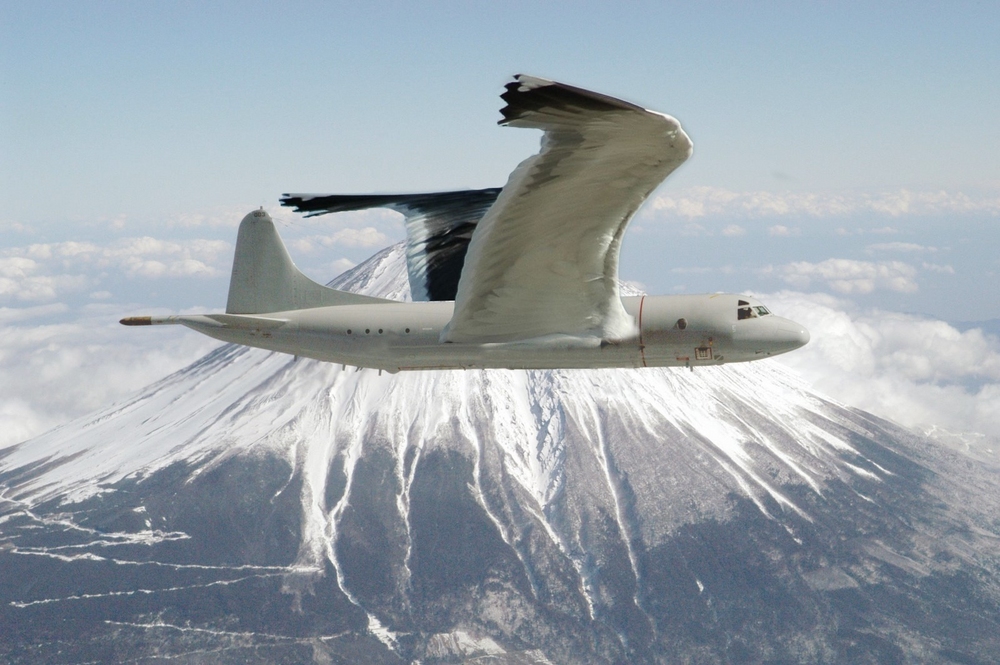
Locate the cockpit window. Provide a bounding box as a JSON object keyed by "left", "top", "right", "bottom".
{"left": 738, "top": 300, "right": 771, "bottom": 320}
{"left": 738, "top": 299, "right": 753, "bottom": 320}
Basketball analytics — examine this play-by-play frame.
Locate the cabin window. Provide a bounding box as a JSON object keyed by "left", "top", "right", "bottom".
{"left": 754, "top": 306, "right": 771, "bottom": 316}
{"left": 347, "top": 329, "right": 352, "bottom": 334}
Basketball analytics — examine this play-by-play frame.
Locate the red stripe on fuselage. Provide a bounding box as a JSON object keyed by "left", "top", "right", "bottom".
{"left": 638, "top": 295, "right": 647, "bottom": 367}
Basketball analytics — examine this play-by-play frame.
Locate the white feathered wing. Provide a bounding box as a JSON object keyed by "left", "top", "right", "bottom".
{"left": 444, "top": 74, "right": 692, "bottom": 344}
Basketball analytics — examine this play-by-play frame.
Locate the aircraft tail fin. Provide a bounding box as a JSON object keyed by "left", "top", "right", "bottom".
{"left": 225, "top": 208, "right": 388, "bottom": 314}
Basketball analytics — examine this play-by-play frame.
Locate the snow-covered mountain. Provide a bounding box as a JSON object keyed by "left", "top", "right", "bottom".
{"left": 2, "top": 245, "right": 1000, "bottom": 664}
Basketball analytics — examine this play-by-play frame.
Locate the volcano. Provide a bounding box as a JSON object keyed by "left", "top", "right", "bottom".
{"left": 2, "top": 246, "right": 1000, "bottom": 664}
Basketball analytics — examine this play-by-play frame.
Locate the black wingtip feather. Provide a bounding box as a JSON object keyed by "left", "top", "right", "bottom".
{"left": 498, "top": 74, "right": 647, "bottom": 126}
{"left": 279, "top": 189, "right": 502, "bottom": 218}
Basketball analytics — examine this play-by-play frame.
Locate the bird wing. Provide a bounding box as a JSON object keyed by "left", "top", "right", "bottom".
{"left": 280, "top": 189, "right": 501, "bottom": 301}
{"left": 443, "top": 74, "right": 692, "bottom": 343}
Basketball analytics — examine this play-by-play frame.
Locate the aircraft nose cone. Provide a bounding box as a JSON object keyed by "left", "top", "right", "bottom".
{"left": 778, "top": 321, "right": 810, "bottom": 349}
{"left": 732, "top": 316, "right": 810, "bottom": 356}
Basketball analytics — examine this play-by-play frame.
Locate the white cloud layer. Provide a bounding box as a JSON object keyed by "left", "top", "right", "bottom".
{"left": 0, "top": 237, "right": 233, "bottom": 302}
{"left": 762, "top": 259, "right": 919, "bottom": 294}
{"left": 770, "top": 291, "right": 1000, "bottom": 442}
{"left": 648, "top": 187, "right": 1000, "bottom": 219}
{"left": 0, "top": 306, "right": 220, "bottom": 447}
{"left": 0, "top": 257, "right": 88, "bottom": 301}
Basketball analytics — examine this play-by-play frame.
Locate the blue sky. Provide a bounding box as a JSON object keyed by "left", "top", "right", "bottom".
{"left": 1, "top": 2, "right": 999, "bottom": 446}
{"left": 4, "top": 2, "right": 999, "bottom": 213}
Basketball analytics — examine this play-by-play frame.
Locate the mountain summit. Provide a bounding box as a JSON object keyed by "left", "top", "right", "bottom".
{"left": 2, "top": 246, "right": 1000, "bottom": 663}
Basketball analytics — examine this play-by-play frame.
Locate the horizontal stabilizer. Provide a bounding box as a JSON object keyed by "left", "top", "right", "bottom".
{"left": 120, "top": 313, "right": 289, "bottom": 331}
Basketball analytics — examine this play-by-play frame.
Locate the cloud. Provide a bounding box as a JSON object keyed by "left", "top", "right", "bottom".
{"left": 0, "top": 399, "right": 49, "bottom": 450}
{"left": 143, "top": 202, "right": 407, "bottom": 232}
{"left": 721, "top": 224, "right": 746, "bottom": 237}
{"left": 333, "top": 228, "right": 389, "bottom": 247}
{"left": 106, "top": 238, "right": 232, "bottom": 277}
{"left": 0, "top": 303, "right": 69, "bottom": 323}
{"left": 767, "top": 225, "right": 800, "bottom": 237}
{"left": 921, "top": 262, "right": 955, "bottom": 274}
{"left": 647, "top": 187, "right": 1000, "bottom": 220}
{"left": 866, "top": 242, "right": 936, "bottom": 253}
{"left": 328, "top": 258, "right": 357, "bottom": 275}
{"left": 840, "top": 227, "right": 900, "bottom": 236}
{"left": 0, "top": 306, "right": 221, "bottom": 447}
{"left": 291, "top": 227, "right": 389, "bottom": 253}
{"left": 0, "top": 220, "right": 30, "bottom": 234}
{"left": 1, "top": 256, "right": 40, "bottom": 277}
{"left": 0, "top": 237, "right": 233, "bottom": 302}
{"left": 164, "top": 204, "right": 271, "bottom": 229}
{"left": 671, "top": 265, "right": 734, "bottom": 275}
{"left": 0, "top": 257, "right": 89, "bottom": 301}
{"left": 768, "top": 291, "right": 1000, "bottom": 442}
{"left": 763, "top": 259, "right": 919, "bottom": 294}
{"left": 168, "top": 211, "right": 238, "bottom": 229}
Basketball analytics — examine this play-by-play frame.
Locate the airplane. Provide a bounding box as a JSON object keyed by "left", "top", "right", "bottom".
{"left": 121, "top": 74, "right": 809, "bottom": 373}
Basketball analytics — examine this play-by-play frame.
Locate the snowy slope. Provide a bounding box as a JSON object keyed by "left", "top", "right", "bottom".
{"left": 2, "top": 244, "right": 1000, "bottom": 664}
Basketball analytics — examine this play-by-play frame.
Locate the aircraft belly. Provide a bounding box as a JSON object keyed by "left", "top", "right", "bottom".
{"left": 381, "top": 338, "right": 641, "bottom": 370}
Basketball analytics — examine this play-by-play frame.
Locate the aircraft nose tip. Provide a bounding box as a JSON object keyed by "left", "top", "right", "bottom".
{"left": 795, "top": 326, "right": 810, "bottom": 347}
{"left": 775, "top": 319, "right": 809, "bottom": 349}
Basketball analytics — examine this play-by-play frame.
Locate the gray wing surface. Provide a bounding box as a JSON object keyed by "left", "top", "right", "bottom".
{"left": 443, "top": 74, "right": 692, "bottom": 343}
{"left": 280, "top": 189, "right": 501, "bottom": 301}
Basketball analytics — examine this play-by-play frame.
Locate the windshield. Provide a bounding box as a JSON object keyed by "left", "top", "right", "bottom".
{"left": 738, "top": 300, "right": 772, "bottom": 320}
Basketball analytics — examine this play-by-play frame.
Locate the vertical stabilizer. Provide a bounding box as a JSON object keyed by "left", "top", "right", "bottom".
{"left": 226, "top": 209, "right": 386, "bottom": 314}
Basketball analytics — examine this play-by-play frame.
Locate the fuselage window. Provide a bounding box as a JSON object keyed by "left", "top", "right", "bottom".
{"left": 754, "top": 306, "right": 770, "bottom": 316}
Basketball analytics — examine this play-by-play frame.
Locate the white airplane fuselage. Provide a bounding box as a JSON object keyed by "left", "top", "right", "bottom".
{"left": 150, "top": 294, "right": 809, "bottom": 372}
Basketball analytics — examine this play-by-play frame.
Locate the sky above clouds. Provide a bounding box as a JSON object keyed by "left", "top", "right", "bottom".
{"left": 1, "top": 2, "right": 998, "bottom": 448}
